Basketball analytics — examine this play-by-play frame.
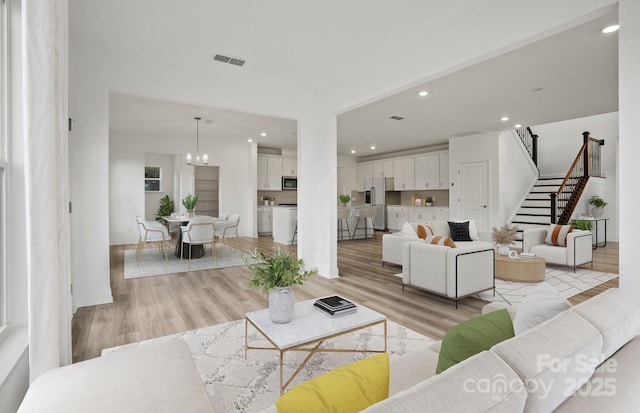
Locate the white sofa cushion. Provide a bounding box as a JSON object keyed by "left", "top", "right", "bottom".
{"left": 529, "top": 243, "right": 568, "bottom": 265}
{"left": 388, "top": 346, "right": 439, "bottom": 396}
{"left": 17, "top": 340, "right": 214, "bottom": 413}
{"left": 570, "top": 288, "right": 640, "bottom": 360}
{"left": 512, "top": 282, "right": 572, "bottom": 335}
{"left": 362, "top": 351, "right": 526, "bottom": 413}
{"left": 491, "top": 311, "right": 603, "bottom": 413}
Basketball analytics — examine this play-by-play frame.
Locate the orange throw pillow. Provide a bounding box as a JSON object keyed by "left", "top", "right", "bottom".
{"left": 417, "top": 224, "right": 434, "bottom": 240}
{"left": 424, "top": 235, "right": 457, "bottom": 248}
{"left": 544, "top": 224, "right": 574, "bottom": 247}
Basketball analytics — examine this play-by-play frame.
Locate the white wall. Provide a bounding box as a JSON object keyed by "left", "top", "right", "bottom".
{"left": 534, "top": 112, "right": 619, "bottom": 240}
{"left": 498, "top": 131, "right": 539, "bottom": 224}
{"left": 448, "top": 132, "right": 500, "bottom": 229}
{"left": 619, "top": 0, "right": 640, "bottom": 290}
{"left": 110, "top": 131, "right": 255, "bottom": 246}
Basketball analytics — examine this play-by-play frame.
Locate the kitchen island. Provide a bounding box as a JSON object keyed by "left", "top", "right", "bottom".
{"left": 272, "top": 206, "right": 297, "bottom": 245}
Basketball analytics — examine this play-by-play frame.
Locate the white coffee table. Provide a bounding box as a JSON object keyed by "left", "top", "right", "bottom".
{"left": 245, "top": 298, "right": 387, "bottom": 394}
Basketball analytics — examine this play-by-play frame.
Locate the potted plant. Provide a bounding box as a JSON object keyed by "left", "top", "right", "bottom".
{"left": 262, "top": 195, "right": 271, "bottom": 206}
{"left": 339, "top": 194, "right": 351, "bottom": 207}
{"left": 247, "top": 248, "right": 317, "bottom": 323}
{"left": 570, "top": 219, "right": 592, "bottom": 231}
{"left": 155, "top": 195, "right": 175, "bottom": 222}
{"left": 425, "top": 196, "right": 434, "bottom": 207}
{"left": 182, "top": 193, "right": 199, "bottom": 216}
{"left": 491, "top": 224, "right": 519, "bottom": 255}
{"left": 587, "top": 195, "right": 607, "bottom": 218}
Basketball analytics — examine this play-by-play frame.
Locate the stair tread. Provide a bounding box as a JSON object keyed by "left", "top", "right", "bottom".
{"left": 520, "top": 206, "right": 550, "bottom": 209}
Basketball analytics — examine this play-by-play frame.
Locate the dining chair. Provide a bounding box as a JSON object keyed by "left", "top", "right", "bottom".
{"left": 214, "top": 214, "right": 241, "bottom": 253}
{"left": 136, "top": 216, "right": 171, "bottom": 264}
{"left": 352, "top": 207, "right": 376, "bottom": 240}
{"left": 180, "top": 215, "right": 217, "bottom": 268}
{"left": 337, "top": 207, "right": 352, "bottom": 241}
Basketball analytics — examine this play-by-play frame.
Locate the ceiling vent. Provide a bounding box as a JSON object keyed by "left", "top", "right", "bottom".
{"left": 213, "top": 53, "right": 246, "bottom": 67}
{"left": 389, "top": 115, "right": 405, "bottom": 120}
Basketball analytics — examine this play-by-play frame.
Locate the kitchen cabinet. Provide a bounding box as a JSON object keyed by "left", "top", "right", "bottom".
{"left": 387, "top": 206, "right": 409, "bottom": 231}
{"left": 439, "top": 153, "right": 449, "bottom": 189}
{"left": 408, "top": 208, "right": 431, "bottom": 223}
{"left": 257, "top": 155, "right": 282, "bottom": 190}
{"left": 372, "top": 160, "right": 394, "bottom": 177}
{"left": 356, "top": 163, "right": 373, "bottom": 191}
{"left": 433, "top": 207, "right": 450, "bottom": 221}
{"left": 393, "top": 158, "right": 415, "bottom": 191}
{"left": 414, "top": 154, "right": 440, "bottom": 190}
{"left": 282, "top": 158, "right": 297, "bottom": 177}
{"left": 257, "top": 207, "right": 272, "bottom": 234}
{"left": 414, "top": 152, "right": 450, "bottom": 190}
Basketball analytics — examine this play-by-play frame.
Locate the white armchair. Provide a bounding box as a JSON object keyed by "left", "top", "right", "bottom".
{"left": 214, "top": 213, "right": 240, "bottom": 252}
{"left": 522, "top": 228, "right": 592, "bottom": 272}
{"left": 135, "top": 216, "right": 171, "bottom": 264}
{"left": 402, "top": 240, "right": 495, "bottom": 307}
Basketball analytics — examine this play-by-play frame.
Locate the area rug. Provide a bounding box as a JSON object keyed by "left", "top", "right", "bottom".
{"left": 103, "top": 318, "right": 434, "bottom": 413}
{"left": 476, "top": 265, "right": 618, "bottom": 305}
{"left": 123, "top": 245, "right": 249, "bottom": 279}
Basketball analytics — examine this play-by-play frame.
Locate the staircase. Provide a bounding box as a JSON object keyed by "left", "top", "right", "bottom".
{"left": 509, "top": 131, "right": 605, "bottom": 247}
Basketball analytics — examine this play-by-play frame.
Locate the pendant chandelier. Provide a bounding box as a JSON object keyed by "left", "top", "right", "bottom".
{"left": 186, "top": 116, "right": 208, "bottom": 166}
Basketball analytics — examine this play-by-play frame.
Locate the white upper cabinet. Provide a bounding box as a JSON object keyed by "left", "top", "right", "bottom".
{"left": 393, "top": 158, "right": 415, "bottom": 191}
{"left": 372, "top": 160, "right": 394, "bottom": 177}
{"left": 356, "top": 163, "right": 373, "bottom": 191}
{"left": 414, "top": 154, "right": 440, "bottom": 189}
{"left": 282, "top": 158, "right": 297, "bottom": 177}
{"left": 439, "top": 153, "right": 449, "bottom": 189}
{"left": 257, "top": 155, "right": 283, "bottom": 190}
{"left": 414, "top": 152, "right": 450, "bottom": 190}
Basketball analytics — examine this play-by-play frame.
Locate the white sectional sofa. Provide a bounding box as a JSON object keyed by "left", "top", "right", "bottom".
{"left": 382, "top": 220, "right": 493, "bottom": 266}
{"left": 258, "top": 288, "right": 640, "bottom": 412}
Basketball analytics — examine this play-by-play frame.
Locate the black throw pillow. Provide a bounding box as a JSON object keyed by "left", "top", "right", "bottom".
{"left": 448, "top": 221, "right": 473, "bottom": 242}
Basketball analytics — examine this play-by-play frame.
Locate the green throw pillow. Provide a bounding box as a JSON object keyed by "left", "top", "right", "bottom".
{"left": 436, "top": 308, "right": 514, "bottom": 374}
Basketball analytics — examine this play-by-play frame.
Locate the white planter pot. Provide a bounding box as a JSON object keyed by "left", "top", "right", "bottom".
{"left": 268, "top": 286, "right": 295, "bottom": 323}
{"left": 497, "top": 244, "right": 511, "bottom": 256}
{"left": 591, "top": 207, "right": 604, "bottom": 218}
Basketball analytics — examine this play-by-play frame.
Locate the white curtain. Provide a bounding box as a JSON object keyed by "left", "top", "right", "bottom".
{"left": 24, "top": 0, "right": 72, "bottom": 379}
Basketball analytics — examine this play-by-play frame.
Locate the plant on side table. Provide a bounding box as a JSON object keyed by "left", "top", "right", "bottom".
{"left": 587, "top": 195, "right": 607, "bottom": 218}
{"left": 155, "top": 195, "right": 175, "bottom": 222}
{"left": 182, "top": 193, "right": 199, "bottom": 216}
{"left": 491, "top": 224, "right": 519, "bottom": 256}
{"left": 570, "top": 219, "right": 592, "bottom": 231}
{"left": 339, "top": 194, "right": 351, "bottom": 207}
{"left": 247, "top": 248, "right": 317, "bottom": 323}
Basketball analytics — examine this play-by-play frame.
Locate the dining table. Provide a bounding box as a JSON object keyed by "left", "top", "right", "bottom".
{"left": 162, "top": 214, "right": 216, "bottom": 259}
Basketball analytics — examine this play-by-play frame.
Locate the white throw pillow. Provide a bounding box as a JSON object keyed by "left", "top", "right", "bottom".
{"left": 399, "top": 222, "right": 418, "bottom": 238}
{"left": 451, "top": 219, "right": 479, "bottom": 241}
{"left": 513, "top": 282, "right": 571, "bottom": 335}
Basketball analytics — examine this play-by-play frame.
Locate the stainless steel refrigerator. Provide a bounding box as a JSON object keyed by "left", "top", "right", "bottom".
{"left": 364, "top": 177, "right": 394, "bottom": 230}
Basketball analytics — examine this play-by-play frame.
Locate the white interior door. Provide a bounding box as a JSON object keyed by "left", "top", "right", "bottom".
{"left": 457, "top": 161, "right": 489, "bottom": 229}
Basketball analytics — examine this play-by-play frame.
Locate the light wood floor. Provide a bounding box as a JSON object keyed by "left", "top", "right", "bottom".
{"left": 72, "top": 234, "right": 619, "bottom": 362}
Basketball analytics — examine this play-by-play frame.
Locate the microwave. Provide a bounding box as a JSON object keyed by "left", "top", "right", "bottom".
{"left": 282, "top": 176, "right": 297, "bottom": 190}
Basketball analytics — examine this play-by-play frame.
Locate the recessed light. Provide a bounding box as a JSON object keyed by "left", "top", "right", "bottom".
{"left": 260, "top": 132, "right": 267, "bottom": 137}
{"left": 501, "top": 117, "right": 509, "bottom": 122}
{"left": 418, "top": 90, "right": 428, "bottom": 97}
{"left": 602, "top": 24, "right": 619, "bottom": 34}
{"left": 247, "top": 138, "right": 253, "bottom": 143}
{"left": 514, "top": 124, "right": 522, "bottom": 128}
{"left": 350, "top": 149, "right": 356, "bottom": 154}
{"left": 370, "top": 145, "right": 376, "bottom": 150}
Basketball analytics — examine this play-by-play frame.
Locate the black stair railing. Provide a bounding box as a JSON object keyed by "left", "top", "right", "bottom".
{"left": 515, "top": 126, "right": 538, "bottom": 165}
{"left": 550, "top": 131, "right": 605, "bottom": 224}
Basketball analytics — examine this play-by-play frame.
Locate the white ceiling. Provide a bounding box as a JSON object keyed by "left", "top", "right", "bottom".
{"left": 72, "top": 2, "right": 618, "bottom": 157}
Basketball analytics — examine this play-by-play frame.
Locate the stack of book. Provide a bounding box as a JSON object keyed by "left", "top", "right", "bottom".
{"left": 313, "top": 295, "right": 357, "bottom": 317}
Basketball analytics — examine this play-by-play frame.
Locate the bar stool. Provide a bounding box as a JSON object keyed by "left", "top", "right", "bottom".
{"left": 337, "top": 207, "right": 352, "bottom": 241}
{"left": 352, "top": 207, "right": 376, "bottom": 240}
{"left": 290, "top": 217, "right": 297, "bottom": 245}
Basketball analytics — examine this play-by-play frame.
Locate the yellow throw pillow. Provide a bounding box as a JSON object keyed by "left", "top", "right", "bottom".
{"left": 424, "top": 235, "right": 457, "bottom": 248}
{"left": 276, "top": 353, "right": 389, "bottom": 413}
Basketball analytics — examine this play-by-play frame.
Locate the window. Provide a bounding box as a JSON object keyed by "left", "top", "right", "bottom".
{"left": 144, "top": 165, "right": 161, "bottom": 192}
